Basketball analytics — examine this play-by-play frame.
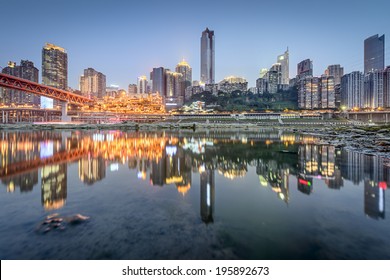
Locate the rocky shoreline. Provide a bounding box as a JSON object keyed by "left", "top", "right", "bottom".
{"left": 299, "top": 125, "right": 390, "bottom": 160}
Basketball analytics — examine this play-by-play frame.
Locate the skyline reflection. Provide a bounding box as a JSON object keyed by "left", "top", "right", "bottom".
{"left": 0, "top": 130, "right": 388, "bottom": 221}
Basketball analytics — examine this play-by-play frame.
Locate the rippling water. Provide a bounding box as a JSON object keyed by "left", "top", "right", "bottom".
{"left": 0, "top": 129, "right": 389, "bottom": 259}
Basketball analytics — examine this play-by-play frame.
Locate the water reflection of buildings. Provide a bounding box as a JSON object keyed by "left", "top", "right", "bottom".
{"left": 79, "top": 156, "right": 106, "bottom": 185}
{"left": 2, "top": 171, "right": 38, "bottom": 193}
{"left": 41, "top": 164, "right": 67, "bottom": 210}
{"left": 200, "top": 169, "right": 215, "bottom": 224}
{"left": 298, "top": 144, "right": 343, "bottom": 190}
{"left": 1, "top": 131, "right": 389, "bottom": 221}
{"left": 150, "top": 144, "right": 192, "bottom": 195}
{"left": 256, "top": 159, "right": 290, "bottom": 203}
{"left": 340, "top": 150, "right": 387, "bottom": 219}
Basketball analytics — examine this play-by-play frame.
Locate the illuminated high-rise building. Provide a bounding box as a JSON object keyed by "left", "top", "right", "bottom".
{"left": 1, "top": 60, "right": 40, "bottom": 106}
{"left": 364, "top": 34, "right": 385, "bottom": 74}
{"left": 165, "top": 71, "right": 182, "bottom": 98}
{"left": 320, "top": 75, "right": 335, "bottom": 108}
{"left": 175, "top": 60, "right": 192, "bottom": 101}
{"left": 384, "top": 66, "right": 390, "bottom": 108}
{"left": 267, "top": 63, "right": 282, "bottom": 93}
{"left": 150, "top": 67, "right": 166, "bottom": 96}
{"left": 325, "top": 64, "right": 344, "bottom": 85}
{"left": 340, "top": 71, "right": 364, "bottom": 109}
{"left": 277, "top": 48, "right": 289, "bottom": 85}
{"left": 298, "top": 76, "right": 335, "bottom": 109}
{"left": 298, "top": 76, "right": 320, "bottom": 109}
{"left": 364, "top": 70, "right": 384, "bottom": 109}
{"left": 79, "top": 68, "right": 106, "bottom": 99}
{"left": 137, "top": 76, "right": 148, "bottom": 94}
{"left": 200, "top": 28, "right": 215, "bottom": 84}
{"left": 42, "top": 43, "right": 68, "bottom": 109}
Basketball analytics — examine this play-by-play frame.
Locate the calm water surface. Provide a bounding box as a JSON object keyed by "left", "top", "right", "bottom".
{"left": 0, "top": 129, "right": 389, "bottom": 259}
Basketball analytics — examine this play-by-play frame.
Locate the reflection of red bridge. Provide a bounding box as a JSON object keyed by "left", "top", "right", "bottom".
{"left": 0, "top": 73, "right": 92, "bottom": 105}
{"left": 0, "top": 148, "right": 89, "bottom": 179}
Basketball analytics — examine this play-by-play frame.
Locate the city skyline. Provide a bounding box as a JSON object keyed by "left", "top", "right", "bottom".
{"left": 1, "top": 0, "right": 389, "bottom": 89}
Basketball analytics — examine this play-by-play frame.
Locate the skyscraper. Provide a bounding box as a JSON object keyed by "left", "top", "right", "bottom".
{"left": 384, "top": 66, "right": 390, "bottom": 108}
{"left": 1, "top": 60, "right": 40, "bottom": 106}
{"left": 175, "top": 60, "right": 192, "bottom": 101}
{"left": 298, "top": 76, "right": 320, "bottom": 109}
{"left": 364, "top": 70, "right": 384, "bottom": 109}
{"left": 79, "top": 68, "right": 106, "bottom": 99}
{"left": 325, "top": 64, "right": 344, "bottom": 85}
{"left": 267, "top": 63, "right": 282, "bottom": 93}
{"left": 277, "top": 48, "right": 289, "bottom": 85}
{"left": 340, "top": 71, "right": 364, "bottom": 109}
{"left": 42, "top": 43, "right": 68, "bottom": 109}
{"left": 320, "top": 75, "right": 335, "bottom": 109}
{"left": 364, "top": 34, "right": 385, "bottom": 74}
{"left": 297, "top": 59, "right": 313, "bottom": 80}
{"left": 137, "top": 76, "right": 148, "bottom": 94}
{"left": 165, "top": 71, "right": 182, "bottom": 98}
{"left": 150, "top": 67, "right": 166, "bottom": 96}
{"left": 200, "top": 28, "right": 215, "bottom": 84}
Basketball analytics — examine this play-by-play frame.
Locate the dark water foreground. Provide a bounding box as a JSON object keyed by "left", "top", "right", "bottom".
{"left": 0, "top": 129, "right": 389, "bottom": 259}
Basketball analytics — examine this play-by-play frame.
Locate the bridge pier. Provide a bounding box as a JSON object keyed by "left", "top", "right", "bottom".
{"left": 61, "top": 101, "right": 71, "bottom": 122}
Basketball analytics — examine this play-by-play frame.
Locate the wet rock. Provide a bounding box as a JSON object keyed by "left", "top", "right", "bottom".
{"left": 36, "top": 213, "right": 90, "bottom": 234}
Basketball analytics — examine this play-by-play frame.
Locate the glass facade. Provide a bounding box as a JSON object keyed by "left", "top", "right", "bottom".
{"left": 364, "top": 34, "right": 385, "bottom": 74}
{"left": 200, "top": 28, "right": 215, "bottom": 84}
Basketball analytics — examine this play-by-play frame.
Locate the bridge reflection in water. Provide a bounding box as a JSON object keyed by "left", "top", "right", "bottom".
{"left": 0, "top": 130, "right": 388, "bottom": 222}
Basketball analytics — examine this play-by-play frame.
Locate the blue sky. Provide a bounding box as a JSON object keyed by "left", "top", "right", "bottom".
{"left": 1, "top": 0, "right": 389, "bottom": 88}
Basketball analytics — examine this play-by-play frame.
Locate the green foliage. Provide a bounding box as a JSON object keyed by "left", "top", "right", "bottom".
{"left": 188, "top": 88, "right": 298, "bottom": 112}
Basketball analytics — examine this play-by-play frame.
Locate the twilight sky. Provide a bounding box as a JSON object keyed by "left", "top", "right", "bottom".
{"left": 1, "top": 0, "right": 389, "bottom": 89}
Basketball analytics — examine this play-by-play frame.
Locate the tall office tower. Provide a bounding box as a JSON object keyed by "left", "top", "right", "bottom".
{"left": 297, "top": 59, "right": 313, "bottom": 80}
{"left": 150, "top": 67, "right": 166, "bottom": 96}
{"left": 1, "top": 60, "right": 40, "bottom": 106}
{"left": 165, "top": 71, "right": 183, "bottom": 99}
{"left": 384, "top": 66, "right": 390, "bottom": 108}
{"left": 42, "top": 43, "right": 68, "bottom": 109}
{"left": 175, "top": 60, "right": 192, "bottom": 101}
{"left": 137, "top": 76, "right": 148, "bottom": 94}
{"left": 128, "top": 84, "right": 137, "bottom": 95}
{"left": 200, "top": 28, "right": 215, "bottom": 84}
{"left": 340, "top": 71, "right": 364, "bottom": 109}
{"left": 79, "top": 68, "right": 106, "bottom": 99}
{"left": 320, "top": 76, "right": 335, "bottom": 109}
{"left": 364, "top": 70, "right": 384, "bottom": 109}
{"left": 277, "top": 48, "right": 289, "bottom": 85}
{"left": 298, "top": 76, "right": 320, "bottom": 109}
{"left": 325, "top": 64, "right": 344, "bottom": 85}
{"left": 364, "top": 34, "right": 385, "bottom": 74}
{"left": 200, "top": 169, "right": 215, "bottom": 224}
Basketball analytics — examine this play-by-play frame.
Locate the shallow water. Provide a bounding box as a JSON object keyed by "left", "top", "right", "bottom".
{"left": 0, "top": 130, "right": 389, "bottom": 259}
